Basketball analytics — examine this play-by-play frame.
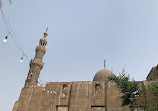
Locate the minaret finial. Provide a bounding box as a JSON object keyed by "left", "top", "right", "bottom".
{"left": 104, "top": 60, "right": 106, "bottom": 68}
{"left": 44, "top": 27, "right": 48, "bottom": 38}
{"left": 46, "top": 27, "right": 48, "bottom": 32}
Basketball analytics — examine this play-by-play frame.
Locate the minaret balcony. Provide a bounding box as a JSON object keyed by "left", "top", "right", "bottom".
{"left": 36, "top": 46, "right": 46, "bottom": 54}
{"left": 30, "top": 59, "right": 44, "bottom": 69}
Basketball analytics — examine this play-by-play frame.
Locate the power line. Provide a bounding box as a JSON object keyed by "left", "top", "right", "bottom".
{"left": 1, "top": 9, "right": 26, "bottom": 55}
{"left": 0, "top": 8, "right": 29, "bottom": 61}
{"left": 1, "top": 8, "right": 47, "bottom": 84}
{"left": 9, "top": 0, "right": 12, "bottom": 5}
{"left": 2, "top": 9, "right": 29, "bottom": 61}
{"left": 128, "top": 0, "right": 142, "bottom": 15}
{"left": 39, "top": 76, "right": 46, "bottom": 85}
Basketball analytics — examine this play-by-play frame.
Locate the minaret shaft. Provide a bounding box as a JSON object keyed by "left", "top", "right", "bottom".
{"left": 25, "top": 31, "right": 48, "bottom": 86}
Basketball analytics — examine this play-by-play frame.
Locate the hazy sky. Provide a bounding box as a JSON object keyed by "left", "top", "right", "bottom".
{"left": 1, "top": 0, "right": 158, "bottom": 110}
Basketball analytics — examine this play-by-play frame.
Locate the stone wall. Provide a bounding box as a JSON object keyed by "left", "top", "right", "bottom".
{"left": 13, "top": 81, "right": 158, "bottom": 111}
{"left": 147, "top": 66, "right": 158, "bottom": 81}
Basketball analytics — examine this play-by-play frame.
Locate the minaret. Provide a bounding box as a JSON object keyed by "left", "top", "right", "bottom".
{"left": 25, "top": 30, "right": 48, "bottom": 86}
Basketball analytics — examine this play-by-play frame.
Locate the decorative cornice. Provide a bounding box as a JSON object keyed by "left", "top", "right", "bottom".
{"left": 36, "top": 46, "right": 46, "bottom": 54}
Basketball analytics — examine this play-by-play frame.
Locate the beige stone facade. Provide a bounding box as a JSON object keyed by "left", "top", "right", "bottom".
{"left": 147, "top": 66, "right": 158, "bottom": 81}
{"left": 12, "top": 81, "right": 158, "bottom": 111}
{"left": 12, "top": 32, "right": 158, "bottom": 111}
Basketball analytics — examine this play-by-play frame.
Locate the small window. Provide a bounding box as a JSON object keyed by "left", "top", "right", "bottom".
{"left": 57, "top": 106, "right": 68, "bottom": 111}
{"left": 95, "top": 84, "right": 102, "bottom": 96}
{"left": 62, "top": 84, "right": 68, "bottom": 98}
{"left": 91, "top": 106, "right": 105, "bottom": 111}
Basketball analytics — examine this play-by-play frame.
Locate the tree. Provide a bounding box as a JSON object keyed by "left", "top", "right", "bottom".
{"left": 146, "top": 106, "right": 158, "bottom": 111}
{"left": 108, "top": 69, "right": 140, "bottom": 111}
{"left": 148, "top": 83, "right": 158, "bottom": 98}
{"left": 146, "top": 83, "right": 158, "bottom": 111}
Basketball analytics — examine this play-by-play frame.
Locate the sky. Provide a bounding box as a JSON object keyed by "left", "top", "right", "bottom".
{"left": 0, "top": 0, "right": 158, "bottom": 110}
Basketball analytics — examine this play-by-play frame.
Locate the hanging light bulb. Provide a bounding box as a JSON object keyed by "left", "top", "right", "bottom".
{"left": 53, "top": 90, "right": 57, "bottom": 95}
{"left": 20, "top": 56, "right": 23, "bottom": 62}
{"left": 3, "top": 36, "right": 8, "bottom": 43}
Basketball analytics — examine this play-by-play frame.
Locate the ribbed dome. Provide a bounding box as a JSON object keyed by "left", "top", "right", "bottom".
{"left": 93, "top": 68, "right": 114, "bottom": 81}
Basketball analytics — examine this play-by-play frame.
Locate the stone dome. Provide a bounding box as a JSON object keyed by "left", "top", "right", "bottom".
{"left": 93, "top": 68, "right": 114, "bottom": 81}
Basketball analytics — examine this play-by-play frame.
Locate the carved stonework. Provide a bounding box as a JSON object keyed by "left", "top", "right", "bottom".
{"left": 95, "top": 83, "right": 102, "bottom": 96}
{"left": 40, "top": 38, "right": 47, "bottom": 46}
{"left": 30, "top": 59, "right": 44, "bottom": 69}
{"left": 36, "top": 46, "right": 46, "bottom": 54}
{"left": 61, "top": 84, "right": 68, "bottom": 98}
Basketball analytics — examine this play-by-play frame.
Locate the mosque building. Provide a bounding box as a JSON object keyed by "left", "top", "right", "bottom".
{"left": 12, "top": 31, "right": 158, "bottom": 111}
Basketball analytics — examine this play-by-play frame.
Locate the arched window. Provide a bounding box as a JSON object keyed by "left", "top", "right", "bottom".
{"left": 95, "top": 84, "right": 101, "bottom": 96}
{"left": 62, "top": 84, "right": 68, "bottom": 98}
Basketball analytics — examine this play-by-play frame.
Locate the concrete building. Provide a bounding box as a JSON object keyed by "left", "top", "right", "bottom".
{"left": 12, "top": 31, "right": 158, "bottom": 111}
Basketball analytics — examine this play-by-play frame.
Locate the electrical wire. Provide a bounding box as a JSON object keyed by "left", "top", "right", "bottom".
{"left": 127, "top": 0, "right": 142, "bottom": 15}
{"left": 0, "top": 9, "right": 29, "bottom": 61}
{"left": 2, "top": 11, "right": 24, "bottom": 52}
{"left": 39, "top": 76, "right": 46, "bottom": 84}
{"left": 1, "top": 9, "right": 28, "bottom": 59}
{"left": 1, "top": 9, "right": 26, "bottom": 55}
{"left": 9, "top": 0, "right": 12, "bottom": 5}
{"left": 0, "top": 9, "right": 47, "bottom": 84}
